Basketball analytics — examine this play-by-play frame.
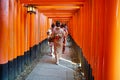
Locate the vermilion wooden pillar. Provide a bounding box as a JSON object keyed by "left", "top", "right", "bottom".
{"left": 72, "top": 14, "right": 75, "bottom": 40}
{"left": 13, "top": 0, "right": 18, "bottom": 78}
{"left": 30, "top": 13, "right": 35, "bottom": 48}
{"left": 104, "top": 0, "right": 117, "bottom": 80}
{"left": 20, "top": 4, "right": 25, "bottom": 72}
{"left": 35, "top": 10, "right": 39, "bottom": 45}
{"left": 39, "top": 13, "right": 49, "bottom": 41}
{"left": 91, "top": 0, "right": 105, "bottom": 79}
{"left": 26, "top": 13, "right": 30, "bottom": 54}
{"left": 115, "top": 1, "right": 120, "bottom": 80}
{"left": 0, "top": 0, "right": 9, "bottom": 80}
{"left": 24, "top": 10, "right": 31, "bottom": 65}
{"left": 77, "top": 9, "right": 81, "bottom": 47}
{"left": 30, "top": 13, "right": 36, "bottom": 61}
{"left": 8, "top": 0, "right": 15, "bottom": 79}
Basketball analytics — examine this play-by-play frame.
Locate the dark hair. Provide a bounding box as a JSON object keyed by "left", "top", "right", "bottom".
{"left": 56, "top": 21, "right": 60, "bottom": 27}
{"left": 51, "top": 23, "right": 55, "bottom": 28}
{"left": 61, "top": 23, "right": 65, "bottom": 28}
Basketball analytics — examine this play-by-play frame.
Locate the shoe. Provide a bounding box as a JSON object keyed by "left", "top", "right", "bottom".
{"left": 52, "top": 55, "right": 55, "bottom": 58}
{"left": 56, "top": 62, "right": 59, "bottom": 65}
{"left": 49, "top": 54, "right": 52, "bottom": 56}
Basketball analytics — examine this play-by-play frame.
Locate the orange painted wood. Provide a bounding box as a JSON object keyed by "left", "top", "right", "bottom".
{"left": 30, "top": 13, "right": 36, "bottom": 47}
{"left": 20, "top": 0, "right": 85, "bottom": 5}
{"left": 39, "top": 10, "right": 77, "bottom": 14}
{"left": 0, "top": 0, "right": 9, "bottom": 64}
{"left": 13, "top": 0, "right": 18, "bottom": 59}
{"left": 21, "top": 5, "right": 25, "bottom": 55}
{"left": 104, "top": 0, "right": 117, "bottom": 80}
{"left": 79, "top": 7, "right": 83, "bottom": 48}
{"left": 6, "top": 0, "right": 20, "bottom": 63}
{"left": 17, "top": 2, "right": 21, "bottom": 57}
{"left": 39, "top": 13, "right": 49, "bottom": 41}
{"left": 0, "top": 0, "right": 119, "bottom": 80}
{"left": 91, "top": 0, "right": 103, "bottom": 79}
{"left": 27, "top": 13, "right": 31, "bottom": 51}
{"left": 8, "top": 0, "right": 14, "bottom": 61}
{"left": 47, "top": 14, "right": 73, "bottom": 18}
{"left": 37, "top": 6, "right": 80, "bottom": 10}
{"left": 76, "top": 10, "right": 80, "bottom": 47}
{"left": 69, "top": 18, "right": 73, "bottom": 36}
{"left": 24, "top": 7, "right": 28, "bottom": 52}
{"left": 115, "top": 1, "right": 120, "bottom": 80}
{"left": 20, "top": 0, "right": 85, "bottom": 2}
{"left": 35, "top": 10, "right": 39, "bottom": 44}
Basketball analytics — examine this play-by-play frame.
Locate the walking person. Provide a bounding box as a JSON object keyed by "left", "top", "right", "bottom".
{"left": 47, "top": 23, "right": 55, "bottom": 57}
{"left": 52, "top": 21, "right": 65, "bottom": 64}
{"left": 61, "top": 23, "right": 68, "bottom": 53}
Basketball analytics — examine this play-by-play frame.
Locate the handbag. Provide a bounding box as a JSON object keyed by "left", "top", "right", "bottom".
{"left": 48, "top": 36, "right": 54, "bottom": 42}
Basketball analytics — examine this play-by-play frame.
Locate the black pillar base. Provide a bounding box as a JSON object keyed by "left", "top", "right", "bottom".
{"left": 8, "top": 60, "right": 14, "bottom": 80}
{"left": 27, "top": 51, "right": 31, "bottom": 65}
{"left": 24, "top": 52, "right": 28, "bottom": 66}
{"left": 13, "top": 58, "right": 18, "bottom": 79}
{"left": 17, "top": 56, "right": 22, "bottom": 75}
{"left": 0, "top": 63, "right": 8, "bottom": 80}
{"left": 21, "top": 55, "right": 24, "bottom": 72}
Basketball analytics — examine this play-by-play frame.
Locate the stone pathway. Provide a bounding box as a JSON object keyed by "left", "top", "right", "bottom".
{"left": 25, "top": 55, "right": 75, "bottom": 80}
{"left": 16, "top": 36, "right": 80, "bottom": 80}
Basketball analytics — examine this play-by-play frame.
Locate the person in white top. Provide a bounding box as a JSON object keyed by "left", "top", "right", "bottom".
{"left": 47, "top": 23, "right": 55, "bottom": 57}
{"left": 52, "top": 21, "right": 65, "bottom": 64}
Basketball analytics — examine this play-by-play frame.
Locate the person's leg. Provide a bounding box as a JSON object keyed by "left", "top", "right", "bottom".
{"left": 63, "top": 45, "right": 65, "bottom": 53}
{"left": 57, "top": 43, "right": 63, "bottom": 64}
{"left": 62, "top": 37, "right": 66, "bottom": 53}
{"left": 54, "top": 43, "right": 57, "bottom": 64}
{"left": 56, "top": 48, "right": 59, "bottom": 64}
{"left": 56, "top": 54, "right": 59, "bottom": 64}
{"left": 49, "top": 42, "right": 53, "bottom": 56}
{"left": 55, "top": 54, "right": 57, "bottom": 63}
{"left": 51, "top": 44, "right": 55, "bottom": 57}
{"left": 50, "top": 46, "right": 52, "bottom": 55}
{"left": 48, "top": 42, "right": 52, "bottom": 56}
{"left": 54, "top": 43, "right": 60, "bottom": 64}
